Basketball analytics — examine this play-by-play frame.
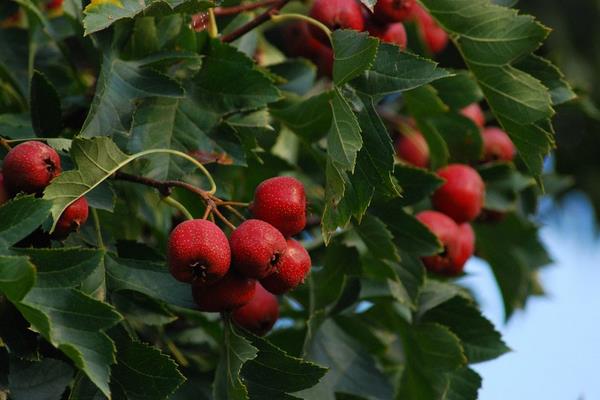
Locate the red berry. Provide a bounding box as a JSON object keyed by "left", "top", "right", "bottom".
{"left": 460, "top": 103, "right": 485, "bottom": 128}
{"left": 46, "top": 0, "right": 63, "bottom": 10}
{"left": 453, "top": 223, "right": 475, "bottom": 271}
{"left": 2, "top": 141, "right": 62, "bottom": 195}
{"left": 261, "top": 239, "right": 311, "bottom": 295}
{"left": 411, "top": 4, "right": 448, "bottom": 53}
{"left": 482, "top": 127, "right": 516, "bottom": 162}
{"left": 232, "top": 283, "right": 279, "bottom": 336}
{"left": 283, "top": 22, "right": 334, "bottom": 77}
{"left": 370, "top": 22, "right": 407, "bottom": 49}
{"left": 230, "top": 220, "right": 287, "bottom": 279}
{"left": 53, "top": 197, "right": 89, "bottom": 239}
{"left": 168, "top": 220, "right": 231, "bottom": 285}
{"left": 250, "top": 176, "right": 307, "bottom": 237}
{"left": 192, "top": 272, "right": 256, "bottom": 313}
{"left": 310, "top": 0, "right": 365, "bottom": 38}
{"left": 395, "top": 132, "right": 430, "bottom": 168}
{"left": 374, "top": 0, "right": 416, "bottom": 23}
{"left": 416, "top": 211, "right": 469, "bottom": 276}
{"left": 0, "top": 173, "right": 10, "bottom": 206}
{"left": 432, "top": 164, "right": 485, "bottom": 223}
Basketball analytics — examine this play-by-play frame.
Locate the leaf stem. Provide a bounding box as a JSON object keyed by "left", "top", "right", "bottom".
{"left": 163, "top": 197, "right": 194, "bottom": 220}
{"left": 214, "top": 0, "right": 281, "bottom": 16}
{"left": 0, "top": 138, "right": 12, "bottom": 151}
{"left": 221, "top": 0, "right": 291, "bottom": 43}
{"left": 270, "top": 13, "right": 332, "bottom": 40}
{"left": 208, "top": 8, "right": 219, "bottom": 38}
{"left": 91, "top": 208, "right": 104, "bottom": 249}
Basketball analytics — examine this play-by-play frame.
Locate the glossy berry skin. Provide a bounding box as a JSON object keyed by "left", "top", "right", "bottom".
{"left": 232, "top": 283, "right": 279, "bottom": 336}
{"left": 411, "top": 4, "right": 448, "bottom": 53}
{"left": 432, "top": 164, "right": 485, "bottom": 223}
{"left": 53, "top": 197, "right": 89, "bottom": 239}
{"left": 261, "top": 239, "right": 311, "bottom": 295}
{"left": 460, "top": 103, "right": 485, "bottom": 128}
{"left": 250, "top": 176, "right": 307, "bottom": 237}
{"left": 310, "top": 0, "right": 365, "bottom": 36}
{"left": 374, "top": 0, "right": 416, "bottom": 23}
{"left": 168, "top": 220, "right": 231, "bottom": 285}
{"left": 3, "top": 141, "right": 62, "bottom": 195}
{"left": 0, "top": 173, "right": 10, "bottom": 206}
{"left": 416, "top": 211, "right": 468, "bottom": 276}
{"left": 482, "top": 127, "right": 516, "bottom": 162}
{"left": 192, "top": 272, "right": 256, "bottom": 313}
{"left": 454, "top": 223, "right": 475, "bottom": 271}
{"left": 370, "top": 22, "right": 407, "bottom": 49}
{"left": 230, "top": 219, "right": 287, "bottom": 279}
{"left": 395, "top": 132, "right": 429, "bottom": 168}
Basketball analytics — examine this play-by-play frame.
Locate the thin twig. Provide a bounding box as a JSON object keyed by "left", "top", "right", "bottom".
{"left": 213, "top": 207, "right": 237, "bottom": 231}
{"left": 225, "top": 205, "right": 246, "bottom": 221}
{"left": 214, "top": 0, "right": 280, "bottom": 16}
{"left": 202, "top": 205, "right": 212, "bottom": 220}
{"left": 114, "top": 171, "right": 212, "bottom": 202}
{"left": 0, "top": 138, "right": 12, "bottom": 152}
{"left": 220, "top": 201, "right": 250, "bottom": 207}
{"left": 221, "top": 0, "right": 291, "bottom": 43}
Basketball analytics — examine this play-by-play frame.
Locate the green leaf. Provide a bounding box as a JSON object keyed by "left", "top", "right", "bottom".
{"left": 421, "top": 296, "right": 510, "bottom": 363}
{"left": 299, "top": 319, "right": 393, "bottom": 400}
{"left": 110, "top": 328, "right": 185, "bottom": 400}
{"left": 8, "top": 357, "right": 74, "bottom": 400}
{"left": 474, "top": 214, "right": 551, "bottom": 319}
{"left": 0, "top": 196, "right": 52, "bottom": 250}
{"left": 0, "top": 114, "right": 35, "bottom": 139}
{"left": 327, "top": 89, "right": 362, "bottom": 172}
{"left": 213, "top": 319, "right": 258, "bottom": 400}
{"left": 419, "top": 0, "right": 556, "bottom": 178}
{"left": 478, "top": 162, "right": 535, "bottom": 212}
{"left": 43, "top": 137, "right": 129, "bottom": 231}
{"left": 0, "top": 28, "right": 29, "bottom": 98}
{"left": 69, "top": 373, "right": 106, "bottom": 400}
{"left": 241, "top": 334, "right": 327, "bottom": 398}
{"left": 428, "top": 114, "right": 483, "bottom": 164}
{"left": 514, "top": 55, "right": 576, "bottom": 106}
{"left": 80, "top": 51, "right": 185, "bottom": 137}
{"left": 394, "top": 165, "right": 444, "bottom": 206}
{"left": 446, "top": 367, "right": 482, "bottom": 400}
{"left": 83, "top": 0, "right": 215, "bottom": 35}
{"left": 105, "top": 255, "right": 195, "bottom": 309}
{"left": 0, "top": 256, "right": 35, "bottom": 302}
{"left": 269, "top": 92, "right": 332, "bottom": 142}
{"left": 30, "top": 70, "right": 62, "bottom": 137}
{"left": 356, "top": 214, "right": 400, "bottom": 262}
{"left": 350, "top": 44, "right": 451, "bottom": 97}
{"left": 432, "top": 71, "right": 484, "bottom": 109}
{"left": 332, "top": 30, "right": 379, "bottom": 85}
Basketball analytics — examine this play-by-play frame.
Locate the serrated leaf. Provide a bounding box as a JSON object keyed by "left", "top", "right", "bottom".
{"left": 8, "top": 357, "right": 74, "bottom": 400}
{"left": 83, "top": 0, "right": 215, "bottom": 35}
{"left": 80, "top": 51, "right": 185, "bottom": 137}
{"left": 109, "top": 328, "right": 185, "bottom": 400}
{"left": 105, "top": 255, "right": 195, "bottom": 309}
{"left": 269, "top": 92, "right": 332, "bottom": 142}
{"left": 446, "top": 367, "right": 482, "bottom": 400}
{"left": 394, "top": 164, "right": 444, "bottom": 206}
{"left": 350, "top": 44, "right": 451, "bottom": 97}
{"left": 432, "top": 71, "right": 484, "bottom": 109}
{"left": 478, "top": 162, "right": 535, "bottom": 212}
{"left": 30, "top": 70, "right": 62, "bottom": 137}
{"left": 332, "top": 30, "right": 379, "bottom": 85}
{"left": 356, "top": 214, "right": 400, "bottom": 262}
{"left": 213, "top": 319, "right": 258, "bottom": 400}
{"left": 421, "top": 296, "right": 510, "bottom": 363}
{"left": 515, "top": 54, "right": 576, "bottom": 106}
{"left": 327, "top": 89, "right": 362, "bottom": 172}
{"left": 0, "top": 256, "right": 35, "bottom": 302}
{"left": 241, "top": 334, "right": 328, "bottom": 398}
{"left": 299, "top": 319, "right": 393, "bottom": 400}
{"left": 0, "top": 196, "right": 52, "bottom": 250}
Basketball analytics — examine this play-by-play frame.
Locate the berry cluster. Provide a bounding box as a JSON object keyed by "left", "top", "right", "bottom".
{"left": 394, "top": 103, "right": 517, "bottom": 276}
{"left": 0, "top": 141, "right": 89, "bottom": 239}
{"left": 168, "top": 176, "right": 311, "bottom": 336}
{"left": 284, "top": 0, "right": 448, "bottom": 76}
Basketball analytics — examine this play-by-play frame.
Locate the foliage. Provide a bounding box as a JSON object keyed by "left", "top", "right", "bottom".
{"left": 0, "top": 0, "right": 572, "bottom": 399}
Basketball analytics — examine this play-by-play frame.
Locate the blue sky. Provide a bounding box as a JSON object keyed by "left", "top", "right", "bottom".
{"left": 460, "top": 192, "right": 600, "bottom": 400}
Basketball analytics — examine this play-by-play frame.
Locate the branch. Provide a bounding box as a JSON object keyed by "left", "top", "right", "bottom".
{"left": 113, "top": 171, "right": 211, "bottom": 202}
{"left": 214, "top": 0, "right": 280, "bottom": 16}
{"left": 220, "top": 0, "right": 291, "bottom": 43}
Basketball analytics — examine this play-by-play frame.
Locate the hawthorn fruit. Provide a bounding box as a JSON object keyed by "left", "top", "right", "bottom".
{"left": 192, "top": 271, "right": 256, "bottom": 312}
{"left": 2, "top": 141, "right": 62, "bottom": 195}
{"left": 232, "top": 283, "right": 279, "bottom": 336}
{"left": 261, "top": 238, "right": 311, "bottom": 295}
{"left": 395, "top": 132, "right": 430, "bottom": 168}
{"left": 370, "top": 22, "right": 408, "bottom": 49}
{"left": 482, "top": 127, "right": 516, "bottom": 162}
{"left": 432, "top": 164, "right": 485, "bottom": 223}
{"left": 411, "top": 3, "right": 448, "bottom": 53}
{"left": 374, "top": 0, "right": 416, "bottom": 23}
{"left": 168, "top": 219, "right": 231, "bottom": 285}
{"left": 53, "top": 197, "right": 89, "bottom": 239}
{"left": 460, "top": 103, "right": 485, "bottom": 128}
{"left": 310, "top": 0, "right": 365, "bottom": 40}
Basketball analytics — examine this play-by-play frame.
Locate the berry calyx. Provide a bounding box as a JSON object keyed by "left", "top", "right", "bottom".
{"left": 411, "top": 4, "right": 448, "bottom": 53}
{"left": 53, "top": 197, "right": 89, "bottom": 239}
{"left": 310, "top": 0, "right": 365, "bottom": 39}
{"left": 370, "top": 22, "right": 407, "bottom": 49}
{"left": 232, "top": 283, "right": 279, "bottom": 336}
{"left": 230, "top": 219, "right": 287, "bottom": 279}
{"left": 192, "top": 272, "right": 256, "bottom": 312}
{"left": 0, "top": 173, "right": 10, "bottom": 206}
{"left": 395, "top": 132, "right": 430, "bottom": 168}
{"left": 416, "top": 211, "right": 470, "bottom": 276}
{"left": 460, "top": 103, "right": 485, "bottom": 128}
{"left": 481, "top": 127, "right": 516, "bottom": 162}
{"left": 374, "top": 0, "right": 416, "bottom": 23}
{"left": 250, "top": 176, "right": 307, "bottom": 237}
{"left": 168, "top": 219, "right": 231, "bottom": 285}
{"left": 2, "top": 141, "right": 62, "bottom": 195}
{"left": 261, "top": 239, "right": 311, "bottom": 295}
{"left": 432, "top": 164, "right": 485, "bottom": 223}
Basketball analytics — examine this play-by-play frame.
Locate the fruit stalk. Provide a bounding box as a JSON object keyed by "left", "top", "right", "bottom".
{"left": 221, "top": 0, "right": 291, "bottom": 43}
{"left": 214, "top": 0, "right": 281, "bottom": 16}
